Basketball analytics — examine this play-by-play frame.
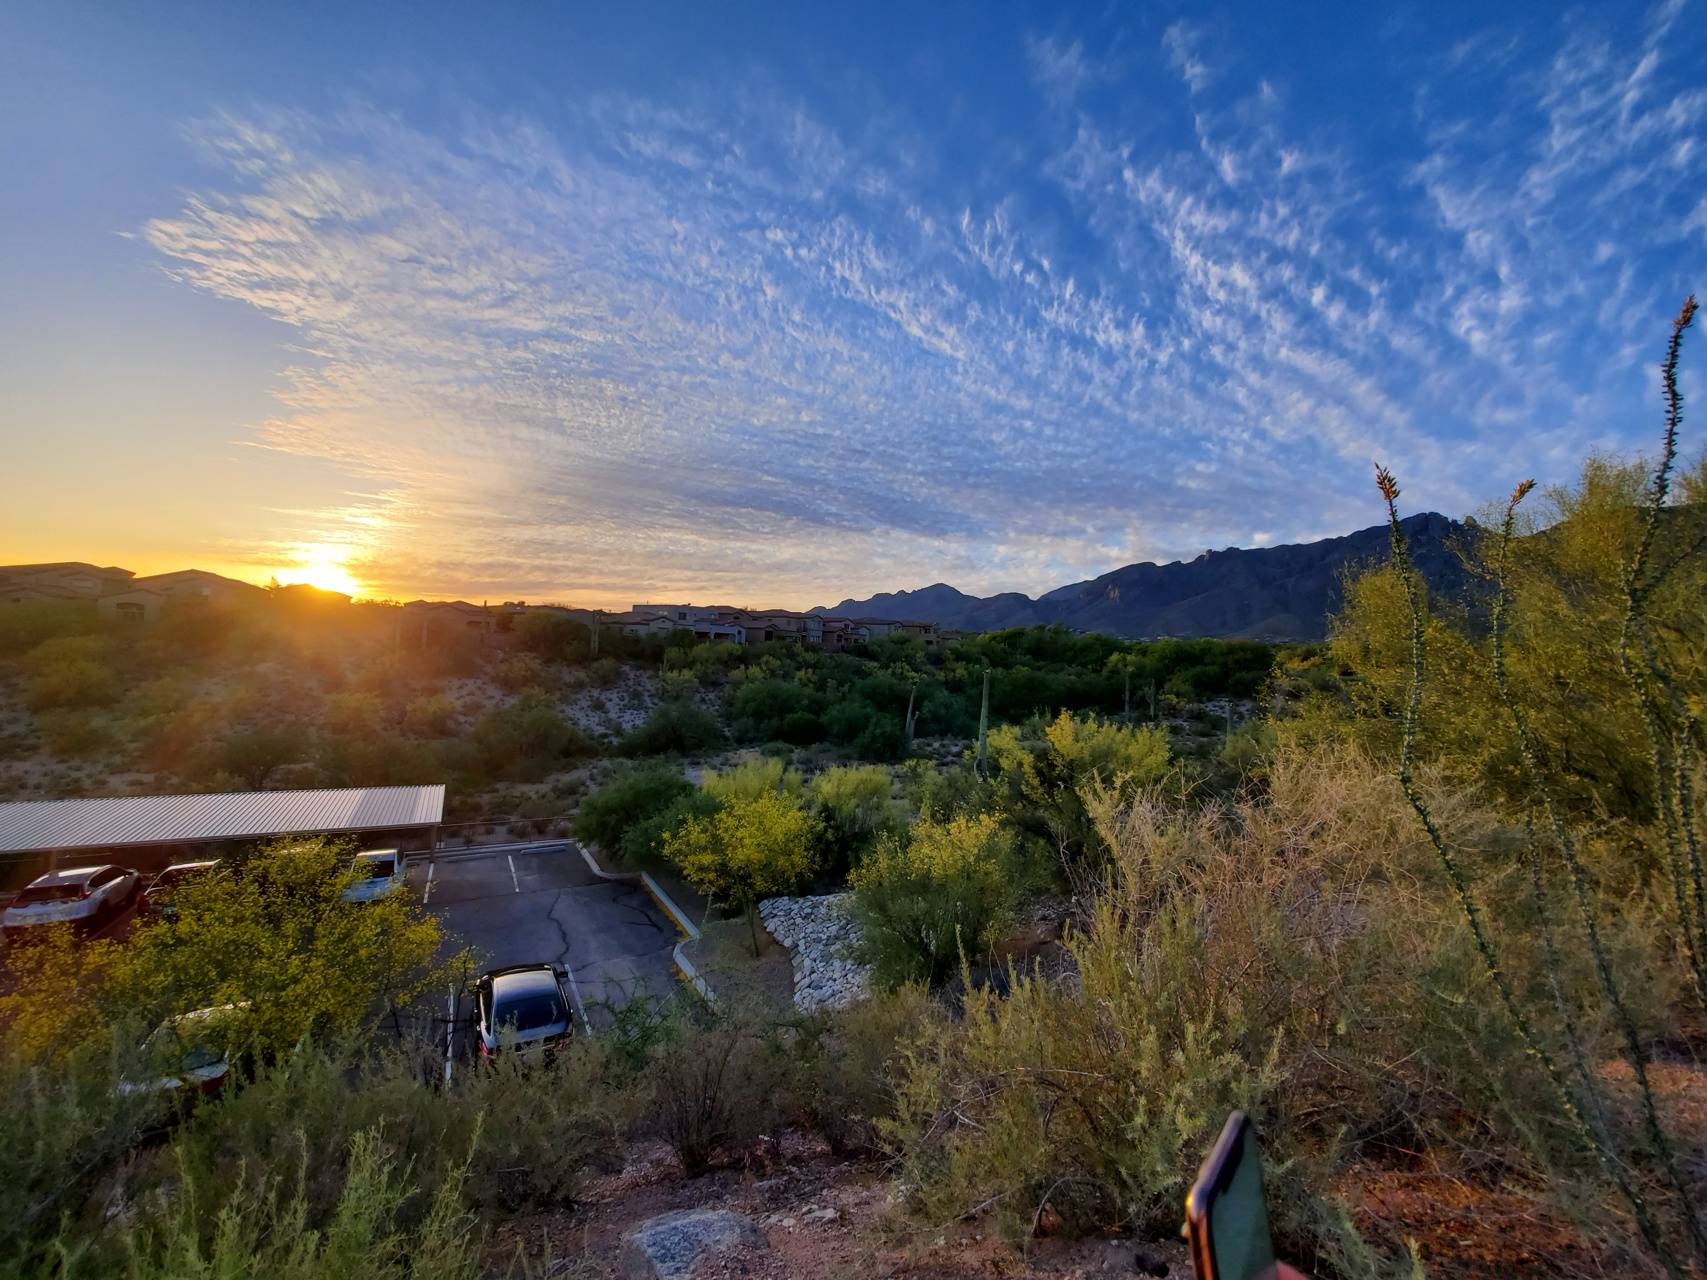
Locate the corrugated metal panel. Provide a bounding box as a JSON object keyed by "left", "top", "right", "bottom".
{"left": 0, "top": 785, "right": 445, "bottom": 854}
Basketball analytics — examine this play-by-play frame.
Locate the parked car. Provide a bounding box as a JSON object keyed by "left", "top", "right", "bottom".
{"left": 117, "top": 1003, "right": 253, "bottom": 1099}
{"left": 341, "top": 848, "right": 405, "bottom": 903}
{"left": 141, "top": 859, "right": 222, "bottom": 919}
{"left": 1, "top": 865, "right": 140, "bottom": 936}
{"left": 474, "top": 964, "right": 575, "bottom": 1059}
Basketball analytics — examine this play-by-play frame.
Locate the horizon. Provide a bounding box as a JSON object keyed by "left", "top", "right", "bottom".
{"left": 3, "top": 1, "right": 1702, "bottom": 608}
{"left": 13, "top": 504, "right": 1459, "bottom": 609}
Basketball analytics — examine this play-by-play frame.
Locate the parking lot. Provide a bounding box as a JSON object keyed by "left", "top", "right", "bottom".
{"left": 410, "top": 842, "right": 683, "bottom": 1033}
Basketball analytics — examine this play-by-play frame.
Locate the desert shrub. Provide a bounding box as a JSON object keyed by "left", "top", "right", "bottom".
{"left": 642, "top": 1011, "right": 784, "bottom": 1176}
{"left": 901, "top": 758, "right": 992, "bottom": 823}
{"left": 784, "top": 986, "right": 934, "bottom": 1156}
{"left": 727, "top": 678, "right": 820, "bottom": 741}
{"left": 213, "top": 723, "right": 308, "bottom": 789}
{"left": 574, "top": 764, "right": 693, "bottom": 855}
{"left": 821, "top": 695, "right": 877, "bottom": 743}
{"left": 888, "top": 884, "right": 1282, "bottom": 1242}
{"left": 850, "top": 813, "right": 1018, "bottom": 987}
{"left": 807, "top": 763, "right": 905, "bottom": 879}
{"left": 35, "top": 707, "right": 112, "bottom": 757}
{"left": 665, "top": 641, "right": 744, "bottom": 685}
{"left": 472, "top": 691, "right": 593, "bottom": 779}
{"left": 404, "top": 692, "right": 458, "bottom": 736}
{"left": 515, "top": 611, "right": 590, "bottom": 662}
{"left": 0, "top": 601, "right": 98, "bottom": 657}
{"left": 587, "top": 657, "right": 621, "bottom": 688}
{"left": 619, "top": 699, "right": 725, "bottom": 756}
{"left": 658, "top": 669, "right": 698, "bottom": 701}
{"left": 323, "top": 690, "right": 387, "bottom": 736}
{"left": 491, "top": 652, "right": 551, "bottom": 693}
{"left": 702, "top": 755, "right": 802, "bottom": 804}
{"left": 456, "top": 1039, "right": 636, "bottom": 1213}
{"left": 853, "top": 711, "right": 907, "bottom": 761}
{"left": 618, "top": 790, "right": 719, "bottom": 865}
{"left": 881, "top": 743, "right": 1560, "bottom": 1251}
{"left": 986, "top": 709, "right": 1170, "bottom": 868}
{"left": 315, "top": 732, "right": 442, "bottom": 788}
{"left": 126, "top": 1126, "right": 484, "bottom": 1280}
{"left": 0, "top": 1040, "right": 170, "bottom": 1273}
{"left": 23, "top": 635, "right": 119, "bottom": 711}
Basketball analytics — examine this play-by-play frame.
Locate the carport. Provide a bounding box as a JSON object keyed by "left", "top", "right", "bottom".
{"left": 0, "top": 784, "right": 445, "bottom": 888}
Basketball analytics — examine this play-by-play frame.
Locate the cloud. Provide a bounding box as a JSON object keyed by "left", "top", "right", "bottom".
{"left": 1163, "top": 21, "right": 1215, "bottom": 95}
{"left": 1026, "top": 34, "right": 1094, "bottom": 103}
{"left": 141, "top": 5, "right": 1705, "bottom": 606}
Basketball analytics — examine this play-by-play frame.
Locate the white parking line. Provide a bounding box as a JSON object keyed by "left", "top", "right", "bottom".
{"left": 507, "top": 855, "right": 519, "bottom": 893}
{"left": 562, "top": 962, "right": 591, "bottom": 1034}
{"left": 422, "top": 860, "right": 436, "bottom": 906}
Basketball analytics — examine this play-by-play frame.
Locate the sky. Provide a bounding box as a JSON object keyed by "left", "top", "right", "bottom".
{"left": 1, "top": 1, "right": 1703, "bottom": 607}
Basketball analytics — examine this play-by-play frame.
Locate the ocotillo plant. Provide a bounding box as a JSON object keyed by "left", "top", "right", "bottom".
{"left": 1374, "top": 296, "right": 1704, "bottom": 1275}
{"left": 975, "top": 668, "right": 991, "bottom": 777}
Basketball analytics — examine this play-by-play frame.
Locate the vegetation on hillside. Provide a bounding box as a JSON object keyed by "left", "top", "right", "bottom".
{"left": 1, "top": 304, "right": 1703, "bottom": 1276}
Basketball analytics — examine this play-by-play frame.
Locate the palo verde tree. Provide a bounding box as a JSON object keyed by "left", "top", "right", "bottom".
{"left": 664, "top": 787, "right": 819, "bottom": 954}
{"left": 121, "top": 836, "right": 455, "bottom": 1057}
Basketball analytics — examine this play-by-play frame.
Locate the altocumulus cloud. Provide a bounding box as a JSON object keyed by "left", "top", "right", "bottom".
{"left": 144, "top": 3, "right": 1705, "bottom": 605}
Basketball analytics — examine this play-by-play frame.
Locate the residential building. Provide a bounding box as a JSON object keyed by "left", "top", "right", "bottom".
{"left": 0, "top": 562, "right": 135, "bottom": 600}
{"left": 401, "top": 599, "right": 495, "bottom": 637}
{"left": 97, "top": 586, "right": 166, "bottom": 623}
{"left": 130, "top": 569, "right": 264, "bottom": 608}
{"left": 1, "top": 562, "right": 263, "bottom": 622}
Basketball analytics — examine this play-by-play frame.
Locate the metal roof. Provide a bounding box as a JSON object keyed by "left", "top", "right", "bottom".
{"left": 0, "top": 785, "right": 445, "bottom": 855}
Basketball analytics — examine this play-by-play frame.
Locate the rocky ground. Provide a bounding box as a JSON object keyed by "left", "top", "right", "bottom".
{"left": 494, "top": 1135, "right": 1192, "bottom": 1279}
{"left": 759, "top": 894, "right": 871, "bottom": 1011}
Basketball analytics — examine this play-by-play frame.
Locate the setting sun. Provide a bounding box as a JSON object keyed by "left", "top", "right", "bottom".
{"left": 276, "top": 547, "right": 364, "bottom": 598}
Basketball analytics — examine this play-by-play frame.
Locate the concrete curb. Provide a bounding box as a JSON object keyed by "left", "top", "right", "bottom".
{"left": 575, "top": 843, "right": 715, "bottom": 1003}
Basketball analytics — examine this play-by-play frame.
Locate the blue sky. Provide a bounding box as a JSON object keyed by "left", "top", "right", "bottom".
{"left": 2, "top": 1, "right": 1702, "bottom": 605}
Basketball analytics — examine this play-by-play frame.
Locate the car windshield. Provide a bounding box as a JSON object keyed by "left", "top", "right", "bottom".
{"left": 358, "top": 857, "right": 395, "bottom": 879}
{"left": 15, "top": 883, "right": 81, "bottom": 904}
{"left": 153, "top": 867, "right": 204, "bottom": 889}
{"left": 493, "top": 991, "right": 565, "bottom": 1034}
{"left": 179, "top": 1042, "right": 225, "bottom": 1072}
{"left": 143, "top": 1017, "right": 241, "bottom": 1074}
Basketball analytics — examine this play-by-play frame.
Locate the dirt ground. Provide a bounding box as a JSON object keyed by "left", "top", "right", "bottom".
{"left": 492, "top": 1135, "right": 1192, "bottom": 1279}
{"left": 679, "top": 917, "right": 797, "bottom": 1014}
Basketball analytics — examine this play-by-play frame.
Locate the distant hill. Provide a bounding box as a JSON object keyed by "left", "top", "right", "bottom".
{"left": 814, "top": 512, "right": 1473, "bottom": 641}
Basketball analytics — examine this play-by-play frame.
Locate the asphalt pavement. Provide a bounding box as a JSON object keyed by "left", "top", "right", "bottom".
{"left": 409, "top": 841, "right": 682, "bottom": 1032}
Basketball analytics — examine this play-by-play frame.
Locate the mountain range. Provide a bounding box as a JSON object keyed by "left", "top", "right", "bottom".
{"left": 813, "top": 512, "right": 1472, "bottom": 641}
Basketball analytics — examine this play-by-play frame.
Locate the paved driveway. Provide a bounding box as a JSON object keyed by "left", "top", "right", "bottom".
{"left": 409, "top": 842, "right": 681, "bottom": 1030}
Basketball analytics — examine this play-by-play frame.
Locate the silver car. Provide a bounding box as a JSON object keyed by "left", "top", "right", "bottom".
{"left": 474, "top": 964, "right": 574, "bottom": 1060}
{"left": 2, "top": 865, "right": 140, "bottom": 935}
{"left": 117, "top": 1003, "right": 253, "bottom": 1099}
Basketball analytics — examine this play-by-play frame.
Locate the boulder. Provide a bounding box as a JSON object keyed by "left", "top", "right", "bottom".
{"left": 623, "top": 1208, "right": 766, "bottom": 1280}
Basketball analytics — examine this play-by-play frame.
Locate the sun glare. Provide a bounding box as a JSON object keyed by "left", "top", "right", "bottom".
{"left": 277, "top": 547, "right": 365, "bottom": 598}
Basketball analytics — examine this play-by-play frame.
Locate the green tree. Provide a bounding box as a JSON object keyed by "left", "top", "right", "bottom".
{"left": 218, "top": 723, "right": 307, "bottom": 789}
{"left": 619, "top": 699, "right": 725, "bottom": 755}
{"left": 403, "top": 692, "right": 458, "bottom": 736}
{"left": 515, "top": 610, "right": 591, "bottom": 661}
{"left": 122, "top": 836, "right": 452, "bottom": 1056}
{"left": 575, "top": 764, "right": 695, "bottom": 856}
{"left": 986, "top": 710, "right": 1171, "bottom": 867}
{"left": 808, "top": 764, "right": 904, "bottom": 878}
{"left": 473, "top": 690, "right": 592, "bottom": 778}
{"left": 850, "top": 813, "right": 1018, "bottom": 987}
{"left": 702, "top": 756, "right": 802, "bottom": 805}
{"left": 664, "top": 790, "right": 819, "bottom": 954}
{"left": 23, "top": 635, "right": 118, "bottom": 711}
